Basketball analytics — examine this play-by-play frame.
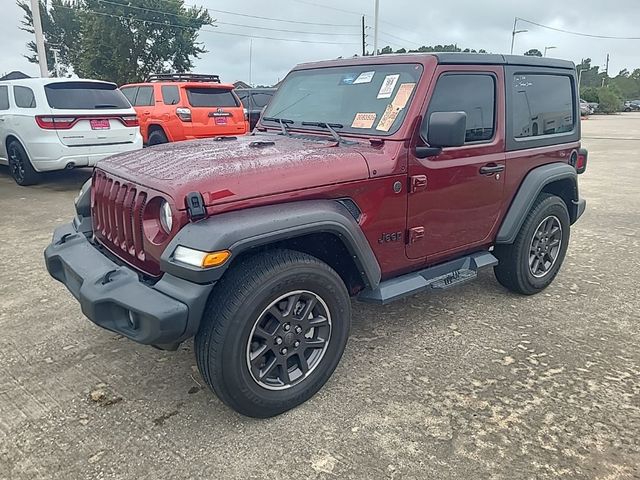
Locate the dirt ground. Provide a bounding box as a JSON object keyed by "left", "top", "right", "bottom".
{"left": 1, "top": 114, "right": 639, "bottom": 480}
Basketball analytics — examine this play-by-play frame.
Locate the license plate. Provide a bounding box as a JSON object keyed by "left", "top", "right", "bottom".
{"left": 90, "top": 119, "right": 110, "bottom": 130}
{"left": 215, "top": 117, "right": 228, "bottom": 125}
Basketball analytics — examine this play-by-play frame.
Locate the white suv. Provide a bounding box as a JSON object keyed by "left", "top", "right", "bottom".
{"left": 0, "top": 78, "right": 143, "bottom": 185}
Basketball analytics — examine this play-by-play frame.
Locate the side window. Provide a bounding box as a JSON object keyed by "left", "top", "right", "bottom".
{"left": 120, "top": 86, "right": 138, "bottom": 106}
{"left": 252, "top": 93, "right": 273, "bottom": 109}
{"left": 135, "top": 86, "right": 154, "bottom": 107}
{"left": 0, "top": 86, "right": 8, "bottom": 110}
{"left": 14, "top": 86, "right": 37, "bottom": 108}
{"left": 427, "top": 74, "right": 495, "bottom": 143}
{"left": 161, "top": 85, "right": 180, "bottom": 105}
{"left": 512, "top": 74, "right": 574, "bottom": 138}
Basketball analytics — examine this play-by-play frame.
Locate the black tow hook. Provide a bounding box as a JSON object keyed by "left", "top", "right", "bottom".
{"left": 101, "top": 269, "right": 118, "bottom": 285}
{"left": 56, "top": 233, "right": 76, "bottom": 245}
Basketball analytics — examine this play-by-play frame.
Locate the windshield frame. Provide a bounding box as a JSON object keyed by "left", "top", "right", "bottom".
{"left": 261, "top": 62, "right": 425, "bottom": 138}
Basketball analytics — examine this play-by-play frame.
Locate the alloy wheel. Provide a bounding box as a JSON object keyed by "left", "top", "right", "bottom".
{"left": 8, "top": 145, "right": 26, "bottom": 184}
{"left": 529, "top": 215, "right": 563, "bottom": 278}
{"left": 246, "top": 290, "right": 332, "bottom": 390}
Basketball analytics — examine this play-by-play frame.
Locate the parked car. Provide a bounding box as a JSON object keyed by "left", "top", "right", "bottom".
{"left": 0, "top": 78, "right": 142, "bottom": 186}
{"left": 46, "top": 53, "right": 587, "bottom": 418}
{"left": 623, "top": 101, "right": 640, "bottom": 112}
{"left": 580, "top": 98, "right": 593, "bottom": 116}
{"left": 120, "top": 74, "right": 248, "bottom": 145}
{"left": 235, "top": 88, "right": 277, "bottom": 129}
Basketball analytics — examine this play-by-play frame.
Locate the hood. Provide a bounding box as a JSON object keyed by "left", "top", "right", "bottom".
{"left": 99, "top": 133, "right": 371, "bottom": 208}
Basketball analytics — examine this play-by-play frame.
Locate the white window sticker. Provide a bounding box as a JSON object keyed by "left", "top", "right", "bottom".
{"left": 353, "top": 71, "right": 375, "bottom": 84}
{"left": 377, "top": 74, "right": 400, "bottom": 99}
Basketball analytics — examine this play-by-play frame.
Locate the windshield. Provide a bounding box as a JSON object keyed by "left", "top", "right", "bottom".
{"left": 45, "top": 81, "right": 130, "bottom": 110}
{"left": 263, "top": 63, "right": 423, "bottom": 136}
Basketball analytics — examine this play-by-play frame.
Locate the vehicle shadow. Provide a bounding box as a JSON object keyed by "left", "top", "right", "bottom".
{"left": 0, "top": 165, "right": 92, "bottom": 192}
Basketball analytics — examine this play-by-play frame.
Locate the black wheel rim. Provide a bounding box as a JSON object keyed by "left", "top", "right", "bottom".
{"left": 8, "top": 145, "right": 25, "bottom": 183}
{"left": 246, "top": 290, "right": 332, "bottom": 390}
{"left": 529, "top": 215, "right": 562, "bottom": 278}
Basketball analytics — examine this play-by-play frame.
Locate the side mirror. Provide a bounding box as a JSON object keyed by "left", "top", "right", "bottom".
{"left": 415, "top": 111, "right": 467, "bottom": 158}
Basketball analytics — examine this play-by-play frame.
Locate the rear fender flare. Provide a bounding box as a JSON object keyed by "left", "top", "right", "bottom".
{"left": 496, "top": 162, "right": 580, "bottom": 244}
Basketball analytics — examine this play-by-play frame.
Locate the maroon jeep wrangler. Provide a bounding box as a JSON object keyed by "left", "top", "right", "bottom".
{"left": 45, "top": 53, "right": 587, "bottom": 417}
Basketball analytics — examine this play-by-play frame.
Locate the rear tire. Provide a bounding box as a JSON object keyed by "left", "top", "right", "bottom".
{"left": 195, "top": 249, "right": 351, "bottom": 418}
{"left": 147, "top": 129, "right": 168, "bottom": 146}
{"left": 7, "top": 140, "right": 39, "bottom": 186}
{"left": 494, "top": 194, "right": 570, "bottom": 295}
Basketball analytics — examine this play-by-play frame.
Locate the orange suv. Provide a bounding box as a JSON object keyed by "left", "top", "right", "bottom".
{"left": 120, "top": 74, "right": 248, "bottom": 145}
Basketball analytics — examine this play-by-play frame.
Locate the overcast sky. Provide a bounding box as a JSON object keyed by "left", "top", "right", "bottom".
{"left": 4, "top": 0, "right": 640, "bottom": 85}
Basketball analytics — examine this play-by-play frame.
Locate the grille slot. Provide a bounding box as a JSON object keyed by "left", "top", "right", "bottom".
{"left": 92, "top": 171, "right": 146, "bottom": 263}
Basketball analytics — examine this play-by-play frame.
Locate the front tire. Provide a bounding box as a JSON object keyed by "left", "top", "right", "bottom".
{"left": 7, "top": 140, "right": 39, "bottom": 186}
{"left": 494, "top": 194, "right": 570, "bottom": 295}
{"left": 195, "top": 249, "right": 351, "bottom": 418}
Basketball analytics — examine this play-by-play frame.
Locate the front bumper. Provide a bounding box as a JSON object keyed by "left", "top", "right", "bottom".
{"left": 44, "top": 222, "right": 213, "bottom": 345}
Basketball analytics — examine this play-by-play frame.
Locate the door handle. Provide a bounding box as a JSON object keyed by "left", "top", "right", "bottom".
{"left": 479, "top": 164, "right": 505, "bottom": 175}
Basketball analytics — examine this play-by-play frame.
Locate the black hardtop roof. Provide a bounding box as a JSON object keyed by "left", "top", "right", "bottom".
{"left": 433, "top": 52, "right": 575, "bottom": 69}
{"left": 296, "top": 53, "right": 575, "bottom": 71}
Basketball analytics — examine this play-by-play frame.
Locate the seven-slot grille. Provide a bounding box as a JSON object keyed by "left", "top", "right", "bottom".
{"left": 92, "top": 170, "right": 148, "bottom": 266}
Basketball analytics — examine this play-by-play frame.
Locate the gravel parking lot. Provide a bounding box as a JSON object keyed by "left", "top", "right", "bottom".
{"left": 1, "top": 114, "right": 639, "bottom": 480}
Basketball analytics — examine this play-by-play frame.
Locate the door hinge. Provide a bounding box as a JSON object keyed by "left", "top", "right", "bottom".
{"left": 410, "top": 175, "right": 427, "bottom": 193}
{"left": 408, "top": 226, "right": 425, "bottom": 244}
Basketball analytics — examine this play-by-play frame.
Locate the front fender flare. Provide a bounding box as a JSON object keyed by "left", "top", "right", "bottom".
{"left": 160, "top": 200, "right": 382, "bottom": 286}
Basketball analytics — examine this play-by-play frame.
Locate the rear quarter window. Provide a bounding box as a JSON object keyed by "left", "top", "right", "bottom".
{"left": 186, "top": 88, "right": 239, "bottom": 108}
{"left": 14, "top": 86, "right": 36, "bottom": 108}
{"left": 0, "top": 86, "right": 9, "bottom": 110}
{"left": 45, "top": 81, "right": 131, "bottom": 110}
{"left": 512, "top": 74, "right": 575, "bottom": 138}
{"left": 161, "top": 85, "right": 180, "bottom": 105}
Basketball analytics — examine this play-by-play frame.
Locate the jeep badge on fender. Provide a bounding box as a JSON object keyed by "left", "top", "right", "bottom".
{"left": 45, "top": 53, "right": 586, "bottom": 418}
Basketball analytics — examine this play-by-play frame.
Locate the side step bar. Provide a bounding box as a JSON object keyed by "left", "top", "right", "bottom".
{"left": 358, "top": 251, "right": 498, "bottom": 305}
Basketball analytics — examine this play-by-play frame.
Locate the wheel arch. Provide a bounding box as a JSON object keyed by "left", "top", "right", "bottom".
{"left": 496, "top": 162, "right": 580, "bottom": 244}
{"left": 146, "top": 123, "right": 168, "bottom": 140}
{"left": 160, "top": 200, "right": 382, "bottom": 294}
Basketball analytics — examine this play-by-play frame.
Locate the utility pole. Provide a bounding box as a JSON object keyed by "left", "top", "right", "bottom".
{"left": 603, "top": 53, "right": 610, "bottom": 88}
{"left": 373, "top": 0, "right": 379, "bottom": 55}
{"left": 249, "top": 39, "right": 253, "bottom": 87}
{"left": 361, "top": 16, "right": 366, "bottom": 56}
{"left": 30, "top": 0, "right": 48, "bottom": 77}
{"left": 50, "top": 47, "right": 61, "bottom": 77}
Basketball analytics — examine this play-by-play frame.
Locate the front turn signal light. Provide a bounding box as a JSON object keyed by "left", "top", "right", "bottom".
{"left": 173, "top": 246, "right": 231, "bottom": 269}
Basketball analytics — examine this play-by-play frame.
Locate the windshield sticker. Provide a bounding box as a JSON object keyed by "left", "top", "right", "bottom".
{"left": 392, "top": 83, "right": 416, "bottom": 109}
{"left": 339, "top": 74, "right": 357, "bottom": 85}
{"left": 377, "top": 74, "right": 400, "bottom": 99}
{"left": 351, "top": 112, "right": 377, "bottom": 129}
{"left": 353, "top": 71, "right": 375, "bottom": 84}
{"left": 376, "top": 104, "right": 402, "bottom": 132}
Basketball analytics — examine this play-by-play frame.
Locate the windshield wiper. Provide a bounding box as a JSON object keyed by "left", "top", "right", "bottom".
{"left": 94, "top": 104, "right": 120, "bottom": 109}
{"left": 262, "top": 116, "right": 293, "bottom": 136}
{"left": 301, "top": 121, "right": 345, "bottom": 144}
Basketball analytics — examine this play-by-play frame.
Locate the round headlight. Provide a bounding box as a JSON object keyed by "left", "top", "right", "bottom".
{"left": 159, "top": 200, "right": 173, "bottom": 233}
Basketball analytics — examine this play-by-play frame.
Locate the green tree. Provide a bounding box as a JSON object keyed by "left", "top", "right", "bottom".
{"left": 580, "top": 87, "right": 599, "bottom": 103}
{"left": 524, "top": 49, "right": 543, "bottom": 57}
{"left": 18, "top": 0, "right": 212, "bottom": 84}
{"left": 597, "top": 86, "right": 623, "bottom": 113}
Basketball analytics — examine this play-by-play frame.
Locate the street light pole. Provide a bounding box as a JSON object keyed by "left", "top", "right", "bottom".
{"left": 373, "top": 0, "right": 379, "bottom": 55}
{"left": 30, "top": 0, "right": 48, "bottom": 77}
{"left": 510, "top": 17, "right": 527, "bottom": 55}
{"left": 544, "top": 46, "right": 557, "bottom": 57}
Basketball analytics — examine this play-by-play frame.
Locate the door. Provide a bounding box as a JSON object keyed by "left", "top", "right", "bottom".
{"left": 185, "top": 86, "right": 246, "bottom": 137}
{"left": 406, "top": 67, "right": 506, "bottom": 261}
{"left": 0, "top": 85, "right": 10, "bottom": 162}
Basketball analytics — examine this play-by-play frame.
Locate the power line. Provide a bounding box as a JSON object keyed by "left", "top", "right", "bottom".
{"left": 289, "top": 0, "right": 407, "bottom": 30}
{"left": 150, "top": 0, "right": 358, "bottom": 27}
{"left": 518, "top": 17, "right": 640, "bottom": 40}
{"left": 95, "top": 0, "right": 358, "bottom": 36}
{"left": 56, "top": 5, "right": 359, "bottom": 45}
